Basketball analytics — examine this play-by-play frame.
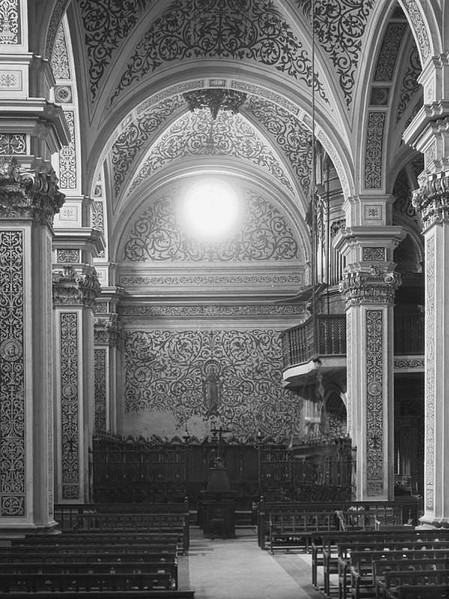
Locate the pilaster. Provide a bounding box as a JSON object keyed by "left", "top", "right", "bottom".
{"left": 52, "top": 264, "right": 100, "bottom": 504}
{"left": 412, "top": 171, "right": 449, "bottom": 526}
{"left": 405, "top": 51, "right": 449, "bottom": 525}
{"left": 94, "top": 290, "right": 123, "bottom": 436}
{"left": 335, "top": 215, "right": 403, "bottom": 501}
{"left": 0, "top": 158, "right": 64, "bottom": 533}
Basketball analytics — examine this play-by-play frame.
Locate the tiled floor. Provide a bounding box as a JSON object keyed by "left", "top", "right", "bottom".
{"left": 180, "top": 527, "right": 330, "bottom": 599}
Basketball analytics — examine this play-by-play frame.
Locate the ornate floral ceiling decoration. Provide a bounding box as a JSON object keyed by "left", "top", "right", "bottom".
{"left": 122, "top": 190, "right": 300, "bottom": 263}
{"left": 294, "top": 0, "right": 376, "bottom": 107}
{"left": 184, "top": 89, "right": 247, "bottom": 119}
{"left": 111, "top": 94, "right": 185, "bottom": 200}
{"left": 244, "top": 96, "right": 313, "bottom": 200}
{"left": 128, "top": 108, "right": 294, "bottom": 195}
{"left": 109, "top": 0, "right": 327, "bottom": 106}
{"left": 396, "top": 44, "right": 421, "bottom": 123}
{"left": 78, "top": 0, "right": 151, "bottom": 100}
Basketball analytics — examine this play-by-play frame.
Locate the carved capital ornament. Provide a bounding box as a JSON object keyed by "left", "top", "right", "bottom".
{"left": 53, "top": 265, "right": 101, "bottom": 308}
{"left": 412, "top": 171, "right": 449, "bottom": 232}
{"left": 339, "top": 268, "right": 401, "bottom": 308}
{"left": 0, "top": 158, "right": 65, "bottom": 226}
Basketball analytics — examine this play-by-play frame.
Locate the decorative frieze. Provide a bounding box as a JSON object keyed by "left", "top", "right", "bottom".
{"left": 53, "top": 265, "right": 101, "bottom": 308}
{"left": 0, "top": 133, "right": 26, "bottom": 154}
{"left": 339, "top": 267, "right": 401, "bottom": 308}
{"left": 119, "top": 304, "right": 306, "bottom": 318}
{"left": 56, "top": 249, "right": 80, "bottom": 264}
{"left": 0, "top": 158, "right": 65, "bottom": 226}
{"left": 362, "top": 247, "right": 385, "bottom": 261}
{"left": 412, "top": 172, "right": 449, "bottom": 232}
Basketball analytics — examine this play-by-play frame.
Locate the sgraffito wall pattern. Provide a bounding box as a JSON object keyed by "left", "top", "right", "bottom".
{"left": 295, "top": 0, "right": 375, "bottom": 107}
{"left": 130, "top": 109, "right": 293, "bottom": 194}
{"left": 78, "top": 0, "right": 151, "bottom": 100}
{"left": 123, "top": 192, "right": 299, "bottom": 263}
{"left": 0, "top": 231, "right": 25, "bottom": 517}
{"left": 366, "top": 309, "right": 384, "bottom": 496}
{"left": 245, "top": 97, "right": 312, "bottom": 199}
{"left": 0, "top": 0, "right": 20, "bottom": 45}
{"left": 112, "top": 95, "right": 185, "bottom": 199}
{"left": 123, "top": 328, "right": 302, "bottom": 440}
{"left": 59, "top": 312, "right": 80, "bottom": 500}
{"left": 94, "top": 348, "right": 107, "bottom": 432}
{"left": 109, "top": 0, "right": 327, "bottom": 106}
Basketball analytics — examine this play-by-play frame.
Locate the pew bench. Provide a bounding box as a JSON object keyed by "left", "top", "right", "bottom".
{"left": 0, "top": 591, "right": 195, "bottom": 599}
{"left": 391, "top": 585, "right": 449, "bottom": 599}
{"left": 0, "top": 562, "right": 179, "bottom": 589}
{"left": 348, "top": 550, "right": 449, "bottom": 599}
{"left": 70, "top": 513, "right": 189, "bottom": 553}
{"left": 269, "top": 510, "right": 339, "bottom": 553}
{"left": 0, "top": 550, "right": 177, "bottom": 565}
{"left": 0, "top": 572, "right": 178, "bottom": 593}
{"left": 318, "top": 529, "right": 449, "bottom": 596}
{"left": 376, "top": 569, "right": 449, "bottom": 599}
{"left": 335, "top": 540, "right": 449, "bottom": 599}
{"left": 4, "top": 543, "right": 179, "bottom": 556}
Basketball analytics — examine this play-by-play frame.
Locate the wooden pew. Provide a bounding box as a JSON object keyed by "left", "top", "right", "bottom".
{"left": 318, "top": 529, "right": 449, "bottom": 597}
{"left": 374, "top": 558, "right": 449, "bottom": 598}
{"left": 391, "top": 586, "right": 449, "bottom": 599}
{"left": 376, "top": 569, "right": 449, "bottom": 599}
{"left": 257, "top": 499, "right": 414, "bottom": 550}
{"left": 0, "top": 572, "right": 177, "bottom": 593}
{"left": 269, "top": 510, "right": 339, "bottom": 553}
{"left": 69, "top": 512, "right": 189, "bottom": 554}
{"left": 4, "top": 543, "right": 178, "bottom": 556}
{"left": 0, "top": 550, "right": 177, "bottom": 565}
{"left": 0, "top": 589, "right": 194, "bottom": 599}
{"left": 349, "top": 550, "right": 449, "bottom": 599}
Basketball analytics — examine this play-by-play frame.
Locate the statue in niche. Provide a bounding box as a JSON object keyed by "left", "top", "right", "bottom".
{"left": 203, "top": 363, "right": 221, "bottom": 417}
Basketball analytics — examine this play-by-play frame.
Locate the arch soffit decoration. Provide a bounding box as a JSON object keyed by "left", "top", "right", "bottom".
{"left": 63, "top": 0, "right": 370, "bottom": 191}
{"left": 352, "top": 3, "right": 426, "bottom": 196}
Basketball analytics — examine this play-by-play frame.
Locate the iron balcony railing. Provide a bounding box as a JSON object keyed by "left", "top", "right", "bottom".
{"left": 282, "top": 312, "right": 425, "bottom": 369}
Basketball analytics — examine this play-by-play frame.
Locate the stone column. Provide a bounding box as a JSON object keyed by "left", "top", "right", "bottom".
{"left": 336, "top": 224, "right": 403, "bottom": 500}
{"left": 412, "top": 172, "right": 449, "bottom": 525}
{"left": 52, "top": 265, "right": 100, "bottom": 504}
{"left": 403, "top": 51, "right": 449, "bottom": 526}
{"left": 0, "top": 159, "right": 64, "bottom": 534}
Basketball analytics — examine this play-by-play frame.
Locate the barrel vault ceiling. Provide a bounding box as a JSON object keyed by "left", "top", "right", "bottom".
{"left": 44, "top": 0, "right": 423, "bottom": 304}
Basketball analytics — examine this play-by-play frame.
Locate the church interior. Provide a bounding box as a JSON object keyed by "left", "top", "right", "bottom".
{"left": 1, "top": 0, "right": 449, "bottom": 597}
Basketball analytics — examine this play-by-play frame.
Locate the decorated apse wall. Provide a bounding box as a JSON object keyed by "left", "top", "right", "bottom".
{"left": 117, "top": 181, "right": 305, "bottom": 440}
{"left": 122, "top": 327, "right": 303, "bottom": 441}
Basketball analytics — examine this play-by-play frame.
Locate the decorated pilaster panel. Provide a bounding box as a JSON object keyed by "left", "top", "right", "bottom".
{"left": 94, "top": 308, "right": 121, "bottom": 434}
{"left": 53, "top": 265, "right": 100, "bottom": 503}
{"left": 0, "top": 158, "right": 64, "bottom": 533}
{"left": 339, "top": 265, "right": 399, "bottom": 500}
{"left": 412, "top": 172, "right": 449, "bottom": 526}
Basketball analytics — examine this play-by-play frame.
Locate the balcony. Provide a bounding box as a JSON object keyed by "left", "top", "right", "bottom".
{"left": 282, "top": 312, "right": 424, "bottom": 386}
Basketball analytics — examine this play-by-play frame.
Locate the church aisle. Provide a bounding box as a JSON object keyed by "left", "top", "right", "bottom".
{"left": 180, "top": 527, "right": 324, "bottom": 599}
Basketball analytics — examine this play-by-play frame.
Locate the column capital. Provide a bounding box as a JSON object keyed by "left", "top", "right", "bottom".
{"left": 339, "top": 265, "right": 401, "bottom": 309}
{"left": 412, "top": 170, "right": 449, "bottom": 232}
{"left": 0, "top": 157, "right": 65, "bottom": 225}
{"left": 52, "top": 264, "right": 101, "bottom": 309}
{"left": 94, "top": 313, "right": 121, "bottom": 347}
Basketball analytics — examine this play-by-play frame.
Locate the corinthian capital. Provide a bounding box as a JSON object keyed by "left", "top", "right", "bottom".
{"left": 0, "top": 158, "right": 65, "bottom": 225}
{"left": 53, "top": 265, "right": 100, "bottom": 308}
{"left": 339, "top": 267, "right": 401, "bottom": 308}
{"left": 412, "top": 171, "right": 449, "bottom": 232}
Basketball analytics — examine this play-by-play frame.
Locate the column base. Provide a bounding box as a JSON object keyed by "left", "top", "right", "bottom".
{"left": 418, "top": 514, "right": 449, "bottom": 529}
{"left": 0, "top": 519, "right": 61, "bottom": 540}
